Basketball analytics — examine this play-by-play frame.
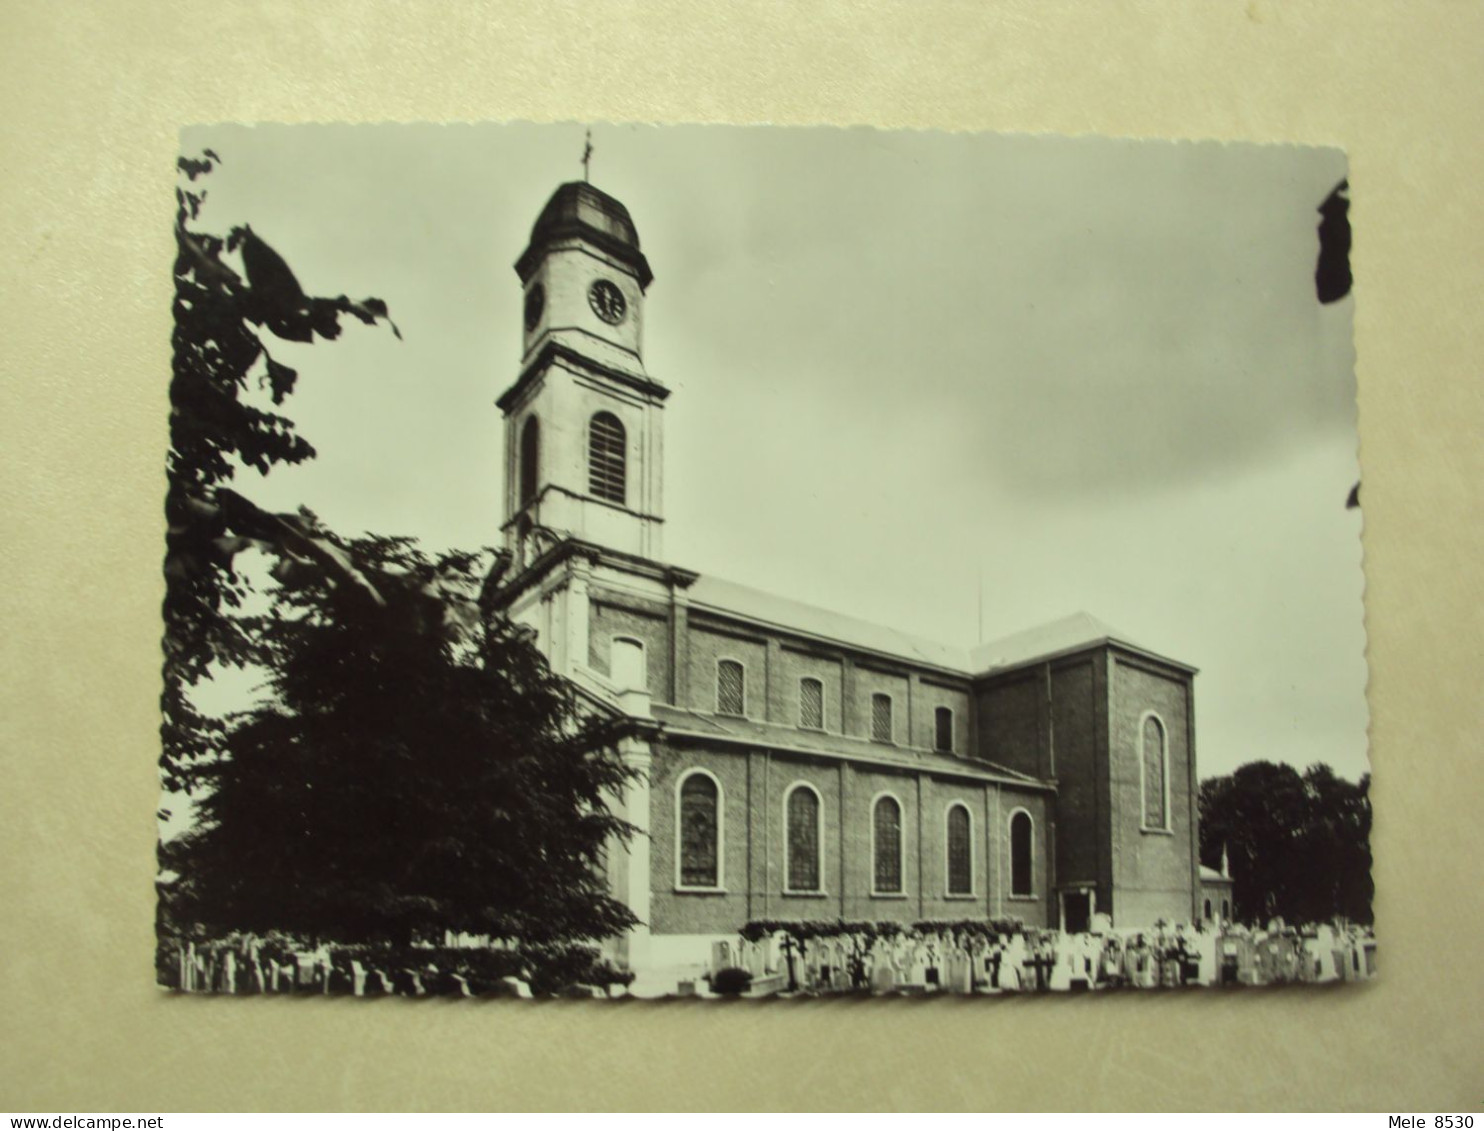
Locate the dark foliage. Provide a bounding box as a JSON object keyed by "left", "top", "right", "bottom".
{"left": 709, "top": 967, "right": 753, "bottom": 995}
{"left": 1315, "top": 179, "right": 1352, "bottom": 305}
{"left": 161, "top": 154, "right": 638, "bottom": 956}
{"left": 162, "top": 151, "right": 398, "bottom": 791}
{"left": 1314, "top": 179, "right": 1360, "bottom": 510}
{"left": 1199, "top": 761, "right": 1372, "bottom": 926}
{"left": 161, "top": 532, "right": 641, "bottom": 948}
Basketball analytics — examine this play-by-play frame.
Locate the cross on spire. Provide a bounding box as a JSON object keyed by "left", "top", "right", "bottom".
{"left": 581, "top": 129, "right": 593, "bottom": 183}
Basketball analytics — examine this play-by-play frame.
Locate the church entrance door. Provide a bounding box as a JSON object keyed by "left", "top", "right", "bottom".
{"left": 1061, "top": 890, "right": 1092, "bottom": 934}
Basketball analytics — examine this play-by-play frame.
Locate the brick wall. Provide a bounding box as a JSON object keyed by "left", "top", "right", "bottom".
{"left": 762, "top": 754, "right": 844, "bottom": 923}
{"left": 770, "top": 647, "right": 846, "bottom": 731}
{"left": 995, "top": 788, "right": 1052, "bottom": 929}
{"left": 670, "top": 610, "right": 976, "bottom": 751}
{"left": 589, "top": 599, "right": 671, "bottom": 701}
{"left": 918, "top": 777, "right": 994, "bottom": 920}
{"left": 842, "top": 767, "right": 921, "bottom": 924}
{"left": 685, "top": 626, "right": 767, "bottom": 717}
{"left": 851, "top": 665, "right": 910, "bottom": 745}
{"left": 1049, "top": 656, "right": 1105, "bottom": 894}
{"left": 975, "top": 670, "right": 1044, "bottom": 778}
{"left": 647, "top": 738, "right": 1055, "bottom": 938}
{"left": 647, "top": 742, "right": 752, "bottom": 936}
{"left": 1108, "top": 656, "right": 1197, "bottom": 928}
{"left": 913, "top": 678, "right": 973, "bottom": 755}
{"left": 620, "top": 604, "right": 1085, "bottom": 940}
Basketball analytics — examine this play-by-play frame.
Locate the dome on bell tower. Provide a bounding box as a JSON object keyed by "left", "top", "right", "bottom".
{"left": 515, "top": 181, "right": 653, "bottom": 290}
{"left": 497, "top": 175, "right": 669, "bottom": 569}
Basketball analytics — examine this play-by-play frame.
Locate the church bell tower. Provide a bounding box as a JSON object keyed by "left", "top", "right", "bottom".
{"left": 497, "top": 180, "right": 669, "bottom": 572}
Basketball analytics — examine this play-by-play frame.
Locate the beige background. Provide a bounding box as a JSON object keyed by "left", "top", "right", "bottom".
{"left": 2, "top": 0, "right": 1481, "bottom": 1113}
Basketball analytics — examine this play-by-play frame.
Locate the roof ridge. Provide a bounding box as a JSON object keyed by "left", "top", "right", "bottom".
{"left": 684, "top": 572, "right": 1187, "bottom": 677}
{"left": 686, "top": 573, "right": 972, "bottom": 672}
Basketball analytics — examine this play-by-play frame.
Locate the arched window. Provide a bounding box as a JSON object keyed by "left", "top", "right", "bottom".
{"left": 716, "top": 659, "right": 745, "bottom": 716}
{"left": 1222, "top": 898, "right": 1231, "bottom": 921}
{"left": 1009, "top": 809, "right": 1034, "bottom": 897}
{"left": 1140, "top": 713, "right": 1169, "bottom": 830}
{"left": 784, "top": 783, "right": 822, "bottom": 892}
{"left": 1204, "top": 897, "right": 1214, "bottom": 921}
{"left": 519, "top": 415, "right": 540, "bottom": 507}
{"left": 676, "top": 770, "right": 722, "bottom": 889}
{"left": 870, "top": 693, "right": 893, "bottom": 743}
{"left": 871, "top": 795, "right": 903, "bottom": 894}
{"left": 588, "top": 411, "right": 626, "bottom": 504}
{"left": 946, "top": 803, "right": 973, "bottom": 895}
{"left": 799, "top": 677, "right": 824, "bottom": 729}
{"left": 934, "top": 706, "right": 954, "bottom": 753}
{"left": 610, "top": 636, "right": 646, "bottom": 692}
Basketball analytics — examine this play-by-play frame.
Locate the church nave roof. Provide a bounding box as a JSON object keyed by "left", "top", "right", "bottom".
{"left": 686, "top": 574, "right": 1193, "bottom": 680}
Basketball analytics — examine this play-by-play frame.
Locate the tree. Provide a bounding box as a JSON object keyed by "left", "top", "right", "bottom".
{"left": 1199, "top": 760, "right": 1372, "bottom": 926}
{"left": 161, "top": 528, "right": 641, "bottom": 948}
{"left": 162, "top": 151, "right": 398, "bottom": 791}
{"left": 1296, "top": 763, "right": 1373, "bottom": 925}
{"left": 160, "top": 150, "right": 638, "bottom": 964}
{"left": 1313, "top": 177, "right": 1362, "bottom": 512}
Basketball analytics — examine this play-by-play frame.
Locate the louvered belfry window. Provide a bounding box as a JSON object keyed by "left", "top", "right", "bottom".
{"left": 588, "top": 411, "right": 626, "bottom": 504}
{"left": 716, "top": 660, "right": 745, "bottom": 716}
{"left": 947, "top": 805, "right": 972, "bottom": 895}
{"left": 679, "top": 773, "right": 720, "bottom": 888}
{"left": 873, "top": 796, "right": 903, "bottom": 893}
{"left": 786, "top": 787, "right": 821, "bottom": 892}
{"left": 799, "top": 678, "right": 824, "bottom": 729}
{"left": 519, "top": 415, "right": 539, "bottom": 507}
{"left": 871, "top": 693, "right": 893, "bottom": 743}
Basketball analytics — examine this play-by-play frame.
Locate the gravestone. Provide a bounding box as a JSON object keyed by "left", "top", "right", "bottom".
{"left": 742, "top": 940, "right": 764, "bottom": 978}
{"left": 711, "top": 940, "right": 733, "bottom": 974}
{"left": 947, "top": 952, "right": 973, "bottom": 994}
{"left": 1232, "top": 937, "right": 1261, "bottom": 985}
{"left": 905, "top": 944, "right": 928, "bottom": 987}
{"left": 1048, "top": 941, "right": 1073, "bottom": 992}
{"left": 498, "top": 974, "right": 533, "bottom": 999}
{"left": 295, "top": 952, "right": 319, "bottom": 991}
{"left": 871, "top": 959, "right": 895, "bottom": 993}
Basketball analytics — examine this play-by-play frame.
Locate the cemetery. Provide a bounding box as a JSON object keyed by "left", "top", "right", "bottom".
{"left": 156, "top": 915, "right": 1377, "bottom": 1000}
{"left": 696, "top": 917, "right": 1377, "bottom": 996}
{"left": 158, "top": 935, "right": 634, "bottom": 999}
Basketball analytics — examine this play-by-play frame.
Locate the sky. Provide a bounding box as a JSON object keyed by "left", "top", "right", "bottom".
{"left": 178, "top": 121, "right": 1367, "bottom": 782}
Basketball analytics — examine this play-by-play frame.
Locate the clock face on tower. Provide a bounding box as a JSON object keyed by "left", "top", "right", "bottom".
{"left": 588, "top": 278, "right": 627, "bottom": 325}
{"left": 524, "top": 284, "right": 545, "bottom": 332}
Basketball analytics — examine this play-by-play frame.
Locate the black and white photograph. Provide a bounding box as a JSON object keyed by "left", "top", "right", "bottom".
{"left": 158, "top": 121, "right": 1371, "bottom": 1000}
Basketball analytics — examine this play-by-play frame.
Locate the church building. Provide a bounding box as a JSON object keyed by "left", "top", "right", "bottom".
{"left": 492, "top": 179, "right": 1203, "bottom": 982}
